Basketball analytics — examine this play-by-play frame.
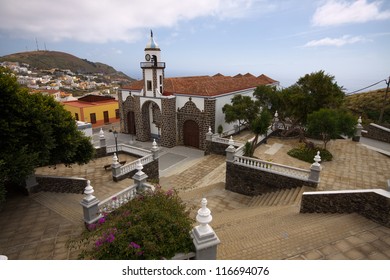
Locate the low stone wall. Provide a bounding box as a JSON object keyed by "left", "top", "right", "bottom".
{"left": 95, "top": 146, "right": 107, "bottom": 158}
{"left": 113, "top": 159, "right": 159, "bottom": 182}
{"left": 31, "top": 175, "right": 87, "bottom": 194}
{"left": 300, "top": 189, "right": 390, "bottom": 228}
{"left": 225, "top": 161, "right": 317, "bottom": 196}
{"left": 204, "top": 141, "right": 233, "bottom": 156}
{"left": 362, "top": 123, "right": 390, "bottom": 143}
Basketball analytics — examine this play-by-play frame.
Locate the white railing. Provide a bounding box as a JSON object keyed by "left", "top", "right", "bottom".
{"left": 234, "top": 155, "right": 311, "bottom": 180}
{"left": 118, "top": 154, "right": 154, "bottom": 177}
{"left": 106, "top": 144, "right": 151, "bottom": 157}
{"left": 98, "top": 184, "right": 137, "bottom": 214}
{"left": 211, "top": 136, "right": 244, "bottom": 147}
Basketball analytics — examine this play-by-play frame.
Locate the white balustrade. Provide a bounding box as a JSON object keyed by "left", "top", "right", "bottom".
{"left": 117, "top": 154, "right": 154, "bottom": 177}
{"left": 106, "top": 144, "right": 151, "bottom": 157}
{"left": 98, "top": 185, "right": 137, "bottom": 214}
{"left": 234, "top": 155, "right": 310, "bottom": 180}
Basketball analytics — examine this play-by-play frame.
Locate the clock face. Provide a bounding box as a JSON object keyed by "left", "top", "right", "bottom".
{"left": 145, "top": 54, "right": 151, "bottom": 61}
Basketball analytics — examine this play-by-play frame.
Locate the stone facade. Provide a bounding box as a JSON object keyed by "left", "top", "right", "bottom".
{"left": 118, "top": 93, "right": 136, "bottom": 134}
{"left": 225, "top": 161, "right": 317, "bottom": 196}
{"left": 176, "top": 98, "right": 215, "bottom": 150}
{"left": 31, "top": 176, "right": 87, "bottom": 194}
{"left": 161, "top": 98, "right": 177, "bottom": 148}
{"left": 300, "top": 190, "right": 390, "bottom": 228}
{"left": 362, "top": 123, "right": 390, "bottom": 143}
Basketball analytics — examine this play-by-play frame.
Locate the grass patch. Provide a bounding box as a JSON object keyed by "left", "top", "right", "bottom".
{"left": 287, "top": 144, "right": 333, "bottom": 163}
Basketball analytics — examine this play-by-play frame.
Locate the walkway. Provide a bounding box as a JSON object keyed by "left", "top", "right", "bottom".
{"left": 0, "top": 132, "right": 389, "bottom": 260}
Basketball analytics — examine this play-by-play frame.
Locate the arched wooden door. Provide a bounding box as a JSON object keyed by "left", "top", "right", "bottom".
{"left": 127, "top": 111, "right": 136, "bottom": 134}
{"left": 183, "top": 120, "right": 199, "bottom": 148}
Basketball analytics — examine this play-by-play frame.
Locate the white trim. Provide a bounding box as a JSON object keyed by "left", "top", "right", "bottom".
{"left": 303, "top": 189, "right": 390, "bottom": 198}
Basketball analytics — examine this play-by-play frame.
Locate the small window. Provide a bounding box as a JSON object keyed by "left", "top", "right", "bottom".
{"left": 90, "top": 113, "right": 96, "bottom": 124}
{"left": 147, "top": 80, "right": 152, "bottom": 91}
{"left": 115, "top": 109, "right": 120, "bottom": 119}
{"left": 75, "top": 113, "right": 79, "bottom": 121}
{"left": 159, "top": 75, "right": 162, "bottom": 84}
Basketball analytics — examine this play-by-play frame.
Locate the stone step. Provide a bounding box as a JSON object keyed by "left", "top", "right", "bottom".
{"left": 247, "top": 186, "right": 307, "bottom": 208}
{"left": 31, "top": 192, "right": 84, "bottom": 224}
{"left": 213, "top": 205, "right": 378, "bottom": 260}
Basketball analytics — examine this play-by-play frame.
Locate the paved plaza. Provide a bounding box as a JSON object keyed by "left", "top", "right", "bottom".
{"left": 0, "top": 130, "right": 390, "bottom": 260}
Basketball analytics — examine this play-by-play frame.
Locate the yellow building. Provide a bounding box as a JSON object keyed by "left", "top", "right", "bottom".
{"left": 63, "top": 95, "right": 119, "bottom": 128}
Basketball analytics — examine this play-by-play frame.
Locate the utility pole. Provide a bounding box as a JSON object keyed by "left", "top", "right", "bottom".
{"left": 378, "top": 76, "right": 390, "bottom": 124}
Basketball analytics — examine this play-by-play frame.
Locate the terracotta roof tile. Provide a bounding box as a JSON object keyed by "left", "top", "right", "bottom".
{"left": 122, "top": 73, "right": 278, "bottom": 97}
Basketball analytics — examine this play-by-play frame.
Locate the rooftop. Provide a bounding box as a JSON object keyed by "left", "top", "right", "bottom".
{"left": 122, "top": 73, "right": 278, "bottom": 97}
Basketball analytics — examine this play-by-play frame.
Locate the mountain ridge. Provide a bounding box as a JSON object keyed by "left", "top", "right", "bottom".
{"left": 0, "top": 50, "right": 135, "bottom": 82}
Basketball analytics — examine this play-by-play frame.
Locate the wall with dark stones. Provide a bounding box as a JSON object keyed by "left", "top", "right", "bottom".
{"left": 362, "top": 123, "right": 390, "bottom": 143}
{"left": 300, "top": 191, "right": 390, "bottom": 228}
{"left": 161, "top": 98, "right": 177, "bottom": 148}
{"left": 30, "top": 176, "right": 87, "bottom": 194}
{"left": 204, "top": 140, "right": 241, "bottom": 156}
{"left": 225, "top": 161, "right": 317, "bottom": 196}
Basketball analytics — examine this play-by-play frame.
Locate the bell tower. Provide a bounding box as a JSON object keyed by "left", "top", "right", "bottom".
{"left": 141, "top": 30, "right": 166, "bottom": 97}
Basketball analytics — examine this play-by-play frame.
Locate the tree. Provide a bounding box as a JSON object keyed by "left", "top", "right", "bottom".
{"left": 0, "top": 66, "right": 95, "bottom": 204}
{"left": 307, "top": 108, "right": 356, "bottom": 149}
{"left": 248, "top": 109, "right": 272, "bottom": 156}
{"left": 222, "top": 94, "right": 259, "bottom": 132}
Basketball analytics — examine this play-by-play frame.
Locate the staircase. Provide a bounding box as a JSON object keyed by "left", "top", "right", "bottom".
{"left": 247, "top": 186, "right": 312, "bottom": 207}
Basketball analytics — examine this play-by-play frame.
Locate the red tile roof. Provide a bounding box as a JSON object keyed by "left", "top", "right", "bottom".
{"left": 122, "top": 73, "right": 278, "bottom": 97}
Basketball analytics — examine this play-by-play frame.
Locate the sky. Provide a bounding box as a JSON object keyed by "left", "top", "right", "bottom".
{"left": 0, "top": 0, "right": 389, "bottom": 93}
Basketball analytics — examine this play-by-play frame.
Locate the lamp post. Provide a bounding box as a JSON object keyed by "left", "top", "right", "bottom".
{"left": 113, "top": 130, "right": 119, "bottom": 161}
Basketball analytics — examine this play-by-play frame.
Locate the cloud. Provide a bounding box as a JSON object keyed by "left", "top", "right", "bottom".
{"left": 304, "top": 35, "right": 368, "bottom": 47}
{"left": 312, "top": 0, "right": 390, "bottom": 26}
{"left": 0, "top": 0, "right": 272, "bottom": 43}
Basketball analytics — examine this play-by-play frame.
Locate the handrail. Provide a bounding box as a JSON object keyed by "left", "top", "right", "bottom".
{"left": 106, "top": 144, "right": 151, "bottom": 157}
{"left": 234, "top": 155, "right": 310, "bottom": 180}
{"left": 98, "top": 184, "right": 137, "bottom": 214}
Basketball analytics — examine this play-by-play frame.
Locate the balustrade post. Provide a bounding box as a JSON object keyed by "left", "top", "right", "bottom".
{"left": 206, "top": 126, "right": 213, "bottom": 141}
{"left": 308, "top": 151, "right": 322, "bottom": 184}
{"left": 99, "top": 128, "right": 106, "bottom": 148}
{"left": 191, "top": 198, "right": 220, "bottom": 260}
{"left": 133, "top": 160, "right": 148, "bottom": 193}
{"left": 225, "top": 136, "right": 236, "bottom": 162}
{"left": 111, "top": 153, "right": 122, "bottom": 182}
{"left": 151, "top": 139, "right": 159, "bottom": 160}
{"left": 80, "top": 180, "right": 102, "bottom": 225}
{"left": 353, "top": 116, "right": 363, "bottom": 142}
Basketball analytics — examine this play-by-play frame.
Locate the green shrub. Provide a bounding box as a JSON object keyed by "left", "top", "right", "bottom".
{"left": 68, "top": 187, "right": 195, "bottom": 260}
{"left": 287, "top": 144, "right": 333, "bottom": 163}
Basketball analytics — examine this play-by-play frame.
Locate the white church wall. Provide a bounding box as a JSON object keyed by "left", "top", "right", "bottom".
{"left": 214, "top": 88, "right": 256, "bottom": 134}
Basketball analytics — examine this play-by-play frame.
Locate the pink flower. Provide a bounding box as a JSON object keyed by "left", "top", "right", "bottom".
{"left": 129, "top": 242, "right": 141, "bottom": 249}
{"left": 98, "top": 217, "right": 106, "bottom": 225}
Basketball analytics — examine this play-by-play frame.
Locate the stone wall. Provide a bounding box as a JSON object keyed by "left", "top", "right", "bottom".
{"left": 300, "top": 190, "right": 390, "bottom": 228}
{"left": 362, "top": 123, "right": 390, "bottom": 143}
{"left": 30, "top": 176, "right": 87, "bottom": 194}
{"left": 204, "top": 140, "right": 241, "bottom": 156}
{"left": 161, "top": 98, "right": 177, "bottom": 148}
{"left": 225, "top": 161, "right": 316, "bottom": 196}
{"left": 119, "top": 94, "right": 136, "bottom": 134}
{"left": 95, "top": 146, "right": 107, "bottom": 158}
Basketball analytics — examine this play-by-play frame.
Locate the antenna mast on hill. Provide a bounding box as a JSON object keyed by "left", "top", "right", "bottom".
{"left": 35, "top": 38, "right": 39, "bottom": 51}
{"left": 44, "top": 42, "right": 47, "bottom": 51}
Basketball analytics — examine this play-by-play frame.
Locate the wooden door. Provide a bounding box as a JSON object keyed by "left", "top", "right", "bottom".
{"left": 103, "top": 111, "right": 109, "bottom": 124}
{"left": 183, "top": 120, "right": 199, "bottom": 148}
{"left": 127, "top": 111, "right": 136, "bottom": 134}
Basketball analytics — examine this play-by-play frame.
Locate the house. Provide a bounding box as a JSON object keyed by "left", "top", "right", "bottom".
{"left": 63, "top": 94, "right": 119, "bottom": 127}
{"left": 118, "top": 32, "right": 278, "bottom": 150}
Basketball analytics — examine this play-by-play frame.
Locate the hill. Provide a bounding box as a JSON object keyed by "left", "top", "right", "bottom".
{"left": 345, "top": 88, "right": 390, "bottom": 125}
{"left": 0, "top": 50, "right": 135, "bottom": 82}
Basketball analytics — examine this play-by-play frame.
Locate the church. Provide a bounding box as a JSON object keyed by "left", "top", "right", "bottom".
{"left": 118, "top": 32, "right": 279, "bottom": 150}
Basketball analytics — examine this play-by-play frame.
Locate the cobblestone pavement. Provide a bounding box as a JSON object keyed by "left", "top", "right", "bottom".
{"left": 0, "top": 135, "right": 389, "bottom": 260}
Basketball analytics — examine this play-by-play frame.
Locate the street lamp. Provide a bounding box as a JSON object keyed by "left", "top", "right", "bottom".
{"left": 113, "top": 130, "right": 119, "bottom": 161}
